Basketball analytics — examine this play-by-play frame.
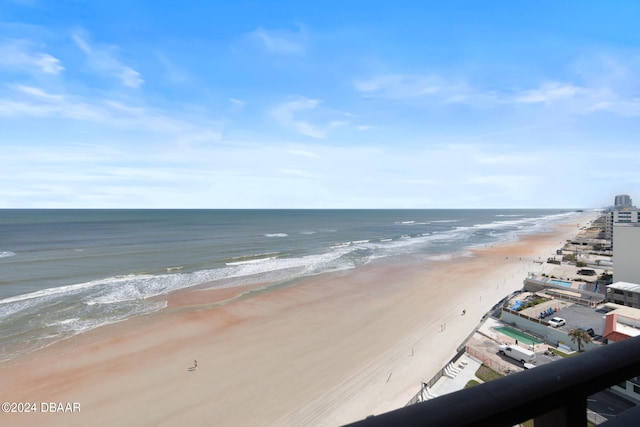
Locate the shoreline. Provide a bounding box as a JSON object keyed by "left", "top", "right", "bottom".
{"left": 0, "top": 213, "right": 596, "bottom": 426}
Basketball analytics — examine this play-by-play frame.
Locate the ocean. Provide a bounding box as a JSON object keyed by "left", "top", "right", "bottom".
{"left": 0, "top": 209, "right": 583, "bottom": 360}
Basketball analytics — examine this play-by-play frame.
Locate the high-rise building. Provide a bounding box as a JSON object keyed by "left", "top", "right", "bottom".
{"left": 606, "top": 195, "right": 639, "bottom": 244}
{"left": 614, "top": 194, "right": 634, "bottom": 209}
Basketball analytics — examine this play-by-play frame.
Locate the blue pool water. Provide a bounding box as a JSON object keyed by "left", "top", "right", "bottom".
{"left": 550, "top": 279, "right": 572, "bottom": 287}
{"left": 496, "top": 326, "right": 543, "bottom": 345}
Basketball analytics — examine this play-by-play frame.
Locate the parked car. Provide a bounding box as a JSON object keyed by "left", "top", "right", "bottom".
{"left": 580, "top": 327, "right": 595, "bottom": 337}
{"left": 548, "top": 317, "right": 566, "bottom": 327}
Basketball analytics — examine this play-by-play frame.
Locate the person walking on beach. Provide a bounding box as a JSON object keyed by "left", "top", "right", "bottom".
{"left": 194, "top": 360, "right": 198, "bottom": 371}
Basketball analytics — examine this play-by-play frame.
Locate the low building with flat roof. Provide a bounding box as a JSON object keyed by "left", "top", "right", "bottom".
{"left": 602, "top": 303, "right": 640, "bottom": 402}
{"left": 606, "top": 282, "right": 640, "bottom": 309}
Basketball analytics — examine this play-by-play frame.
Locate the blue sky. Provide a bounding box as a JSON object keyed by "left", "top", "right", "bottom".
{"left": 1, "top": 0, "right": 639, "bottom": 208}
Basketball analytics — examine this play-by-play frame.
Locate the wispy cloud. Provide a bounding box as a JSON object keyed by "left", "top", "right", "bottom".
{"left": 12, "top": 84, "right": 64, "bottom": 101}
{"left": 248, "top": 26, "right": 307, "bottom": 55}
{"left": 0, "top": 38, "right": 63, "bottom": 74}
{"left": 271, "top": 97, "right": 325, "bottom": 138}
{"left": 0, "top": 84, "right": 222, "bottom": 135}
{"left": 354, "top": 73, "right": 465, "bottom": 100}
{"left": 514, "top": 83, "right": 583, "bottom": 104}
{"left": 356, "top": 68, "right": 640, "bottom": 117}
{"left": 510, "top": 81, "right": 640, "bottom": 116}
{"left": 72, "top": 32, "right": 144, "bottom": 88}
{"left": 229, "top": 98, "right": 246, "bottom": 110}
{"left": 155, "top": 51, "right": 189, "bottom": 84}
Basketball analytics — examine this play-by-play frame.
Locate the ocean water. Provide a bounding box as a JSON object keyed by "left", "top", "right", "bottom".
{"left": 0, "top": 209, "right": 583, "bottom": 360}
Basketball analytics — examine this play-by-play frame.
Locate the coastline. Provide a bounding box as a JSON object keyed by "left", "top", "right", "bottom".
{"left": 0, "top": 213, "right": 595, "bottom": 426}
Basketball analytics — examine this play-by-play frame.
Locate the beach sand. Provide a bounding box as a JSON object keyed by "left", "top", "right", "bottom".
{"left": 0, "top": 215, "right": 595, "bottom": 426}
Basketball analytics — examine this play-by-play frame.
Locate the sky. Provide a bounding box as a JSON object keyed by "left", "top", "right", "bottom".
{"left": 1, "top": 1, "right": 639, "bottom": 209}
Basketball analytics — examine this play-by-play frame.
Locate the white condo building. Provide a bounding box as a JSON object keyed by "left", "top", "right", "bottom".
{"left": 605, "top": 207, "right": 640, "bottom": 243}
{"left": 611, "top": 223, "right": 640, "bottom": 286}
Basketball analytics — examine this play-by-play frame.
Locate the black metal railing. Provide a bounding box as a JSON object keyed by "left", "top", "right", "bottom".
{"left": 345, "top": 336, "right": 640, "bottom": 427}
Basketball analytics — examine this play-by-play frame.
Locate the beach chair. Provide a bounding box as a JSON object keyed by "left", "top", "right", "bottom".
{"left": 444, "top": 366, "right": 456, "bottom": 378}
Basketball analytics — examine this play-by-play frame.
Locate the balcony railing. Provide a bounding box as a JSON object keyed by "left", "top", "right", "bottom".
{"left": 345, "top": 335, "right": 640, "bottom": 427}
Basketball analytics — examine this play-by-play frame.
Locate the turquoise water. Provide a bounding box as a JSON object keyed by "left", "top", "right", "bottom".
{"left": 496, "top": 326, "right": 543, "bottom": 345}
{"left": 550, "top": 279, "right": 572, "bottom": 287}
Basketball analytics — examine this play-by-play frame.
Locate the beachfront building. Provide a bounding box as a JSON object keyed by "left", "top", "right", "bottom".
{"left": 605, "top": 207, "right": 640, "bottom": 243}
{"left": 606, "top": 282, "right": 640, "bottom": 309}
{"left": 614, "top": 194, "right": 634, "bottom": 210}
{"left": 602, "top": 303, "right": 640, "bottom": 402}
{"left": 612, "top": 223, "right": 640, "bottom": 284}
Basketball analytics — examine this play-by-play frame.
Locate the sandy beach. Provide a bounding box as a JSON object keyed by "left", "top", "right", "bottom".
{"left": 0, "top": 214, "right": 595, "bottom": 426}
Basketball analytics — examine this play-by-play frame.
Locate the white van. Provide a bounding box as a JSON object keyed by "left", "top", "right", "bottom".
{"left": 498, "top": 344, "right": 536, "bottom": 364}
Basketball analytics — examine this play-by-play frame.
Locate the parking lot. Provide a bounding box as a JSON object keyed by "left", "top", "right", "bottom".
{"left": 551, "top": 303, "right": 605, "bottom": 338}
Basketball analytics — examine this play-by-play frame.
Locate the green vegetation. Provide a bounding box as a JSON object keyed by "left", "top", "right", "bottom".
{"left": 562, "top": 253, "right": 577, "bottom": 262}
{"left": 464, "top": 380, "right": 480, "bottom": 388}
{"left": 475, "top": 364, "right": 503, "bottom": 382}
{"left": 569, "top": 328, "right": 592, "bottom": 352}
{"left": 576, "top": 261, "right": 587, "bottom": 267}
{"left": 599, "top": 271, "right": 613, "bottom": 281}
{"left": 515, "top": 297, "right": 549, "bottom": 311}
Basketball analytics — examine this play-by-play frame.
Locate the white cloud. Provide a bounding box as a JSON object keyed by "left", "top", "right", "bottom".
{"left": 515, "top": 83, "right": 583, "bottom": 104}
{"left": 229, "top": 98, "right": 246, "bottom": 109}
{"left": 71, "top": 34, "right": 91, "bottom": 54}
{"left": 13, "top": 84, "right": 64, "bottom": 102}
{"left": 250, "top": 26, "right": 306, "bottom": 55}
{"left": 72, "top": 33, "right": 144, "bottom": 88}
{"left": 357, "top": 69, "right": 640, "bottom": 117}
{"left": 0, "top": 85, "right": 222, "bottom": 135}
{"left": 155, "top": 51, "right": 189, "bottom": 84}
{"left": 0, "top": 39, "right": 63, "bottom": 74}
{"left": 271, "top": 97, "right": 325, "bottom": 138}
{"left": 354, "top": 74, "right": 455, "bottom": 99}
{"left": 509, "top": 80, "right": 640, "bottom": 116}
{"left": 118, "top": 67, "right": 144, "bottom": 88}
{"left": 329, "top": 120, "right": 349, "bottom": 128}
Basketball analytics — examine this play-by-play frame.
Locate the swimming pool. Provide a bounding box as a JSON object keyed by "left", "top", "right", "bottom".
{"left": 550, "top": 279, "right": 572, "bottom": 287}
{"left": 495, "top": 326, "right": 543, "bottom": 345}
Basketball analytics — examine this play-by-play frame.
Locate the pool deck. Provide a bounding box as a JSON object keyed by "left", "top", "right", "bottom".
{"left": 518, "top": 297, "right": 572, "bottom": 319}
{"left": 427, "top": 317, "right": 543, "bottom": 398}
{"left": 423, "top": 317, "right": 552, "bottom": 401}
